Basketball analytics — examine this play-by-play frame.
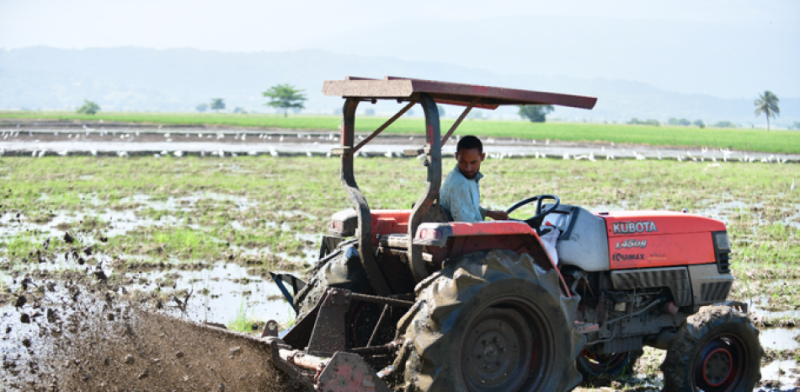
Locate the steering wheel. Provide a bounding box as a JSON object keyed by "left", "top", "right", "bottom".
{"left": 506, "top": 194, "right": 561, "bottom": 229}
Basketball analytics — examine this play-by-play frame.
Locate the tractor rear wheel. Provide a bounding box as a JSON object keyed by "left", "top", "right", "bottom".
{"left": 661, "top": 305, "right": 762, "bottom": 392}
{"left": 401, "top": 250, "right": 584, "bottom": 392}
{"left": 576, "top": 350, "right": 642, "bottom": 381}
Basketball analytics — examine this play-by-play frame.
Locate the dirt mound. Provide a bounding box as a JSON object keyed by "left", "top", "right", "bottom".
{"left": 1, "top": 275, "right": 299, "bottom": 391}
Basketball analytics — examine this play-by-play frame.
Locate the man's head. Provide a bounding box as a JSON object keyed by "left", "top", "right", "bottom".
{"left": 456, "top": 135, "right": 485, "bottom": 180}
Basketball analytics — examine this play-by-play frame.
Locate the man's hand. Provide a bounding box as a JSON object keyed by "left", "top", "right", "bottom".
{"left": 486, "top": 210, "right": 509, "bottom": 220}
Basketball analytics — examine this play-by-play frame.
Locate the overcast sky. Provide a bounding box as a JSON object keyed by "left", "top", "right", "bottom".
{"left": 1, "top": 0, "right": 798, "bottom": 98}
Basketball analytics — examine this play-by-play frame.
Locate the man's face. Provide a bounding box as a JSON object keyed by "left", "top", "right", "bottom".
{"left": 456, "top": 148, "right": 486, "bottom": 180}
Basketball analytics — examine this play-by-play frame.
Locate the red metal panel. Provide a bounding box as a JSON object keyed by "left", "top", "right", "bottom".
{"left": 603, "top": 212, "right": 723, "bottom": 270}
{"left": 608, "top": 232, "right": 716, "bottom": 270}
{"left": 603, "top": 212, "right": 727, "bottom": 237}
{"left": 447, "top": 220, "right": 538, "bottom": 237}
{"left": 369, "top": 210, "right": 411, "bottom": 244}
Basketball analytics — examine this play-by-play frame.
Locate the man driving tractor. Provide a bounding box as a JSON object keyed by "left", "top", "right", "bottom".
{"left": 440, "top": 135, "right": 509, "bottom": 222}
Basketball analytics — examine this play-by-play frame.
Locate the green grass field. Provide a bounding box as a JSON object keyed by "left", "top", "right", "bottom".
{"left": 1, "top": 156, "right": 797, "bottom": 276}
{"left": 2, "top": 111, "right": 799, "bottom": 154}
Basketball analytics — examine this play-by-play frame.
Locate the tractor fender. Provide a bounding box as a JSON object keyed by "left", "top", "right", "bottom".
{"left": 414, "top": 221, "right": 571, "bottom": 296}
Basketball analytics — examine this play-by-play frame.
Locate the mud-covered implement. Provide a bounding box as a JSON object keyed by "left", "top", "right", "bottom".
{"left": 266, "top": 77, "right": 762, "bottom": 392}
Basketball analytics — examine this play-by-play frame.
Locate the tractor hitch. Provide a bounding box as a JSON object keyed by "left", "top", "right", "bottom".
{"left": 265, "top": 336, "right": 393, "bottom": 392}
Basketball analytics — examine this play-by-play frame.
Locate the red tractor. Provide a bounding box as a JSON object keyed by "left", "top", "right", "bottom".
{"left": 265, "top": 77, "right": 762, "bottom": 392}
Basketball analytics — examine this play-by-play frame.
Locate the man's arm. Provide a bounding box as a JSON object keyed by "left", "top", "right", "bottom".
{"left": 485, "top": 209, "right": 509, "bottom": 220}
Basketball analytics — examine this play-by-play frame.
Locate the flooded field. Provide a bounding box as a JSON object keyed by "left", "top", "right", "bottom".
{"left": 1, "top": 154, "right": 798, "bottom": 390}
{"left": 2, "top": 126, "right": 799, "bottom": 162}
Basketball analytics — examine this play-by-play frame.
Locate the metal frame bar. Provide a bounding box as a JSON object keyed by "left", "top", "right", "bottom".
{"left": 441, "top": 98, "right": 479, "bottom": 147}
{"left": 349, "top": 101, "right": 416, "bottom": 156}
{"left": 407, "top": 93, "right": 442, "bottom": 282}
{"left": 341, "top": 99, "right": 393, "bottom": 296}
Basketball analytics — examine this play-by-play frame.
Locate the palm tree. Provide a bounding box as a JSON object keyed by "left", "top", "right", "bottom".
{"left": 754, "top": 90, "right": 780, "bottom": 131}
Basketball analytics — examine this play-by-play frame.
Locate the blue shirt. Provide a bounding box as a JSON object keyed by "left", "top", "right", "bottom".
{"left": 440, "top": 164, "right": 488, "bottom": 222}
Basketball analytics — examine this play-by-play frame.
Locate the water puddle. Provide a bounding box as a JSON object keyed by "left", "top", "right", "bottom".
{"left": 761, "top": 328, "right": 800, "bottom": 350}
{"left": 125, "top": 262, "right": 293, "bottom": 327}
{"left": 760, "top": 360, "right": 800, "bottom": 390}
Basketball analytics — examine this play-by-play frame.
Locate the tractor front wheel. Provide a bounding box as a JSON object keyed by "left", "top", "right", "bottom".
{"left": 661, "top": 305, "right": 762, "bottom": 392}
{"left": 401, "top": 250, "right": 584, "bottom": 392}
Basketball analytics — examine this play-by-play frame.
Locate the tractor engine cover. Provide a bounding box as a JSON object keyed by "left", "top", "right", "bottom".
{"left": 603, "top": 211, "right": 726, "bottom": 270}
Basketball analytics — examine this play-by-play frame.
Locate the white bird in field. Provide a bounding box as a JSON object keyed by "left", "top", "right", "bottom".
{"left": 242, "top": 134, "right": 246, "bottom": 141}
{"left": 546, "top": 139, "right": 550, "bottom": 145}
{"left": 686, "top": 151, "right": 693, "bottom": 157}
{"left": 278, "top": 136, "right": 283, "bottom": 142}
{"left": 174, "top": 151, "right": 183, "bottom": 157}
{"left": 154, "top": 153, "right": 161, "bottom": 158}
{"left": 38, "top": 150, "right": 46, "bottom": 158}
{"left": 676, "top": 156, "right": 683, "bottom": 162}
{"left": 185, "top": 133, "right": 189, "bottom": 138}
{"left": 201, "top": 151, "right": 206, "bottom": 157}
{"left": 306, "top": 150, "right": 313, "bottom": 158}
{"left": 563, "top": 153, "right": 570, "bottom": 160}
{"left": 58, "top": 150, "right": 68, "bottom": 156}
{"left": 31, "top": 151, "right": 37, "bottom": 157}
{"left": 791, "top": 179, "right": 795, "bottom": 191}
{"left": 532, "top": 139, "right": 537, "bottom": 144}
{"left": 248, "top": 150, "right": 257, "bottom": 156}
{"left": 385, "top": 150, "right": 393, "bottom": 158}
{"left": 117, "top": 151, "right": 129, "bottom": 157}
{"left": 269, "top": 147, "right": 278, "bottom": 157}
{"left": 199, "top": 133, "right": 204, "bottom": 138}
{"left": 218, "top": 150, "right": 225, "bottom": 157}
{"left": 160, "top": 150, "right": 168, "bottom": 156}
{"left": 91, "top": 149, "right": 97, "bottom": 156}
{"left": 589, "top": 153, "right": 596, "bottom": 161}
{"left": 326, "top": 151, "right": 332, "bottom": 158}
{"left": 705, "top": 163, "right": 722, "bottom": 170}
{"left": 164, "top": 133, "right": 170, "bottom": 138}
{"left": 231, "top": 152, "right": 238, "bottom": 157}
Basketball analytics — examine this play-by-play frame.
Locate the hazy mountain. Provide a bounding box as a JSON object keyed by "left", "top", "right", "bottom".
{"left": 1, "top": 46, "right": 797, "bottom": 127}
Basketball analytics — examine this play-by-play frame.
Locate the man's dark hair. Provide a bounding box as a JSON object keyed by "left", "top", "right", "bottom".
{"left": 456, "top": 135, "right": 483, "bottom": 154}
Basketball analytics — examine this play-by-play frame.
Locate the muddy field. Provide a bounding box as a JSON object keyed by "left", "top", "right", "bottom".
{"left": 1, "top": 152, "right": 798, "bottom": 390}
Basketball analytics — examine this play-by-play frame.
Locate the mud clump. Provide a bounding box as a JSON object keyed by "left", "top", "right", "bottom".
{"left": 1, "top": 276, "right": 298, "bottom": 391}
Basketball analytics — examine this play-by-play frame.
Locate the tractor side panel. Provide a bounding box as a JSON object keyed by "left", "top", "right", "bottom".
{"left": 604, "top": 213, "right": 723, "bottom": 270}
{"left": 608, "top": 232, "right": 716, "bottom": 269}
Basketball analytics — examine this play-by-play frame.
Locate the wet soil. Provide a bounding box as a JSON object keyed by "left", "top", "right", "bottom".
{"left": 1, "top": 273, "right": 294, "bottom": 391}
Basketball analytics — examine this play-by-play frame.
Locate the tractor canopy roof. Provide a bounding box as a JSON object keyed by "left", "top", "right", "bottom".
{"left": 322, "top": 76, "right": 597, "bottom": 110}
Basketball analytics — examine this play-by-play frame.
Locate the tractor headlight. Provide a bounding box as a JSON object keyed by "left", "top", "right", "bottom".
{"left": 712, "top": 231, "right": 731, "bottom": 273}
{"left": 713, "top": 231, "right": 731, "bottom": 251}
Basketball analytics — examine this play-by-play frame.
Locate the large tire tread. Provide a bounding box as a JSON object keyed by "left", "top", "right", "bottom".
{"left": 660, "top": 305, "right": 762, "bottom": 392}
{"left": 402, "top": 250, "right": 584, "bottom": 392}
